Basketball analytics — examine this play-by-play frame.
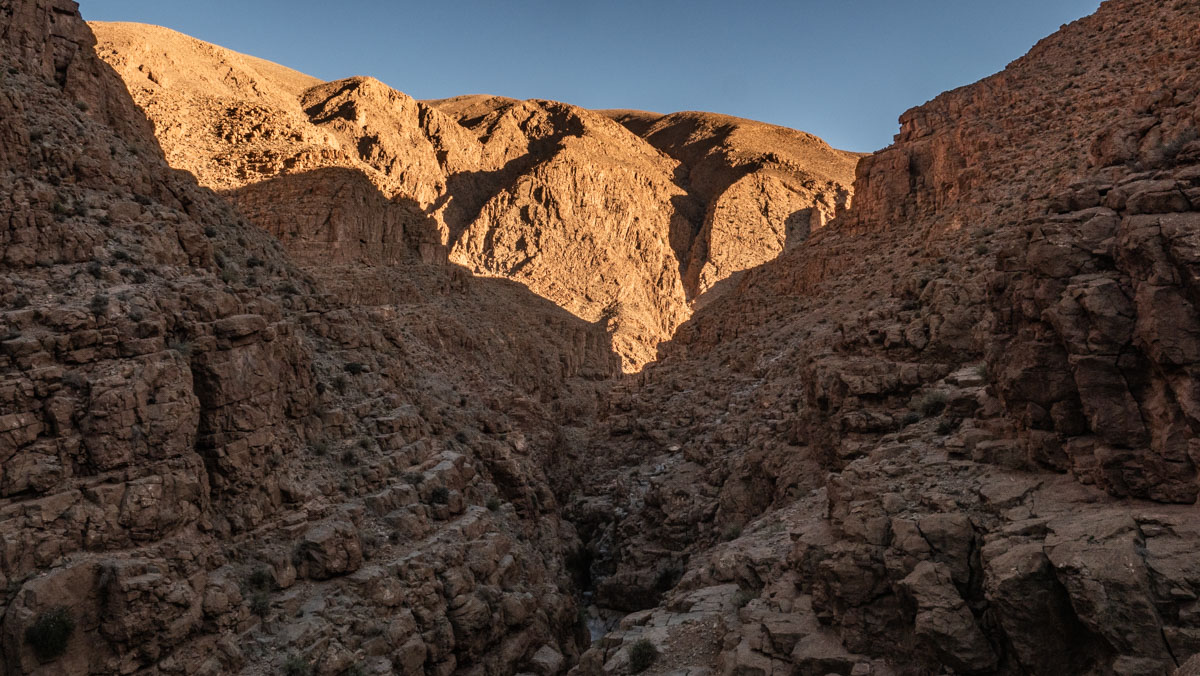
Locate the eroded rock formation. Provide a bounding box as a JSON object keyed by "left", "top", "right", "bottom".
{"left": 2, "top": 2, "right": 615, "bottom": 674}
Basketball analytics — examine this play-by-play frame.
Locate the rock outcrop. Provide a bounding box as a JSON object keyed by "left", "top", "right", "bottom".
{"left": 603, "top": 110, "right": 860, "bottom": 299}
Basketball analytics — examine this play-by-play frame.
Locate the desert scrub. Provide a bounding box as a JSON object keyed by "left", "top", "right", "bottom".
{"left": 282, "top": 655, "right": 311, "bottom": 676}
{"left": 917, "top": 391, "right": 949, "bottom": 417}
{"left": 628, "top": 638, "right": 658, "bottom": 673}
{"left": 429, "top": 486, "right": 450, "bottom": 504}
{"left": 89, "top": 293, "right": 109, "bottom": 316}
{"left": 25, "top": 606, "right": 75, "bottom": 660}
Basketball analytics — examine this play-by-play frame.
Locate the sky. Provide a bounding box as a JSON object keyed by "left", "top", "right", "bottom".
{"left": 81, "top": 0, "right": 1102, "bottom": 153}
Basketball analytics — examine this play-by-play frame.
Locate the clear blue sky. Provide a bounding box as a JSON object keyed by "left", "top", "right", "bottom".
{"left": 81, "top": 0, "right": 1101, "bottom": 152}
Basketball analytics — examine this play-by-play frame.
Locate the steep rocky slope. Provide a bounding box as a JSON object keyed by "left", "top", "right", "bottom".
{"left": 567, "top": 1, "right": 1200, "bottom": 674}
{"left": 1, "top": 2, "right": 617, "bottom": 674}
{"left": 91, "top": 23, "right": 859, "bottom": 370}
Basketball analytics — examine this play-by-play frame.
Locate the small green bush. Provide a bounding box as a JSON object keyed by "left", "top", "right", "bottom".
{"left": 918, "top": 391, "right": 949, "bottom": 417}
{"left": 281, "top": 654, "right": 311, "bottom": 676}
{"left": 25, "top": 606, "right": 75, "bottom": 661}
{"left": 343, "top": 362, "right": 367, "bottom": 375}
{"left": 249, "top": 591, "right": 270, "bottom": 617}
{"left": 901, "top": 411, "right": 921, "bottom": 427}
{"left": 89, "top": 293, "right": 109, "bottom": 316}
{"left": 246, "top": 567, "right": 274, "bottom": 592}
{"left": 721, "top": 523, "right": 742, "bottom": 541}
{"left": 429, "top": 486, "right": 450, "bottom": 505}
{"left": 332, "top": 375, "right": 348, "bottom": 394}
{"left": 486, "top": 496, "right": 501, "bottom": 511}
{"left": 628, "top": 638, "right": 658, "bottom": 673}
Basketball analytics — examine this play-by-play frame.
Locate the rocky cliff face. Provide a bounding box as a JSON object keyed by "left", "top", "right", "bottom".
{"left": 566, "top": 1, "right": 1200, "bottom": 675}
{"left": 91, "top": 23, "right": 860, "bottom": 370}
{"left": 603, "top": 110, "right": 859, "bottom": 299}
{"left": 1, "top": 2, "right": 618, "bottom": 675}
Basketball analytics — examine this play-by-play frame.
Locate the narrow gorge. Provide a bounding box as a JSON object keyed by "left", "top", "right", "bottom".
{"left": 2, "top": 1, "right": 1200, "bottom": 675}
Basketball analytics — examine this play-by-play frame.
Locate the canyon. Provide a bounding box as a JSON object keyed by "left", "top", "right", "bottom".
{"left": 2, "top": 0, "right": 1200, "bottom": 675}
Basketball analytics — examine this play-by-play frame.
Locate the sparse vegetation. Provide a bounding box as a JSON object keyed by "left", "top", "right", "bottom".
{"left": 974, "top": 363, "right": 990, "bottom": 381}
{"left": 25, "top": 606, "right": 75, "bottom": 661}
{"left": 249, "top": 591, "right": 270, "bottom": 617}
{"left": 282, "top": 654, "right": 311, "bottom": 676}
{"left": 429, "top": 486, "right": 450, "bottom": 504}
{"left": 917, "top": 391, "right": 949, "bottom": 417}
{"left": 247, "top": 567, "right": 274, "bottom": 592}
{"left": 332, "top": 375, "right": 348, "bottom": 394}
{"left": 89, "top": 293, "right": 109, "bottom": 316}
{"left": 1161, "top": 127, "right": 1198, "bottom": 164}
{"left": 62, "top": 371, "right": 87, "bottom": 389}
{"left": 721, "top": 523, "right": 742, "bottom": 541}
{"left": 628, "top": 638, "right": 658, "bottom": 674}
{"left": 343, "top": 362, "right": 367, "bottom": 375}
{"left": 901, "top": 411, "right": 921, "bottom": 427}
{"left": 486, "top": 496, "right": 502, "bottom": 511}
